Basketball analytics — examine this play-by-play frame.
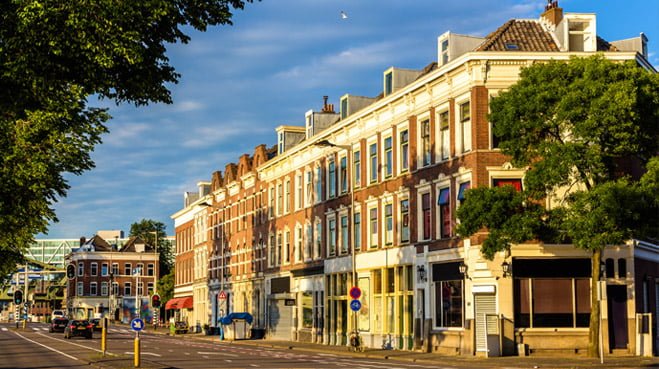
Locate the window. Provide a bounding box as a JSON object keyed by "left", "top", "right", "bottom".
{"left": 438, "top": 188, "right": 451, "bottom": 238}
{"left": 369, "top": 143, "right": 378, "bottom": 184}
{"left": 90, "top": 282, "right": 97, "bottom": 296}
{"left": 328, "top": 158, "right": 336, "bottom": 198}
{"left": 385, "top": 71, "right": 393, "bottom": 95}
{"left": 457, "top": 182, "right": 471, "bottom": 205}
{"left": 354, "top": 211, "right": 362, "bottom": 252}
{"left": 315, "top": 166, "right": 323, "bottom": 202}
{"left": 400, "top": 199, "right": 410, "bottom": 243}
{"left": 354, "top": 150, "right": 361, "bottom": 188}
{"left": 269, "top": 186, "right": 275, "bottom": 218}
{"left": 618, "top": 259, "right": 627, "bottom": 279}
{"left": 147, "top": 282, "right": 154, "bottom": 295}
{"left": 514, "top": 259, "right": 591, "bottom": 328}
{"left": 305, "top": 223, "right": 313, "bottom": 261}
{"left": 101, "top": 263, "right": 108, "bottom": 276}
{"left": 315, "top": 221, "right": 323, "bottom": 259}
{"left": 340, "top": 215, "right": 349, "bottom": 254}
{"left": 399, "top": 129, "right": 409, "bottom": 172}
{"left": 493, "top": 178, "right": 522, "bottom": 191}
{"left": 384, "top": 203, "right": 393, "bottom": 246}
{"left": 422, "top": 193, "right": 432, "bottom": 240}
{"left": 111, "top": 263, "right": 118, "bottom": 276}
{"left": 339, "top": 156, "right": 348, "bottom": 194}
{"left": 90, "top": 263, "right": 98, "bottom": 276}
{"left": 112, "top": 282, "right": 119, "bottom": 296}
{"left": 137, "top": 282, "right": 144, "bottom": 296}
{"left": 459, "top": 101, "right": 471, "bottom": 153}
{"left": 421, "top": 119, "right": 431, "bottom": 166}
{"left": 439, "top": 111, "right": 450, "bottom": 160}
{"left": 78, "top": 262, "right": 84, "bottom": 277}
{"left": 432, "top": 262, "right": 464, "bottom": 328}
{"left": 328, "top": 218, "right": 337, "bottom": 256}
{"left": 384, "top": 136, "right": 393, "bottom": 178}
{"left": 295, "top": 225, "right": 303, "bottom": 263}
{"left": 278, "top": 132, "right": 284, "bottom": 154}
{"left": 441, "top": 39, "right": 449, "bottom": 64}
{"left": 147, "top": 263, "right": 155, "bottom": 277}
{"left": 123, "top": 263, "right": 131, "bottom": 276}
{"left": 276, "top": 233, "right": 282, "bottom": 266}
{"left": 369, "top": 207, "right": 378, "bottom": 248}
{"left": 136, "top": 263, "right": 144, "bottom": 275}
{"left": 101, "top": 282, "right": 108, "bottom": 296}
{"left": 284, "top": 179, "right": 291, "bottom": 213}
{"left": 284, "top": 230, "right": 291, "bottom": 264}
{"left": 124, "top": 282, "right": 131, "bottom": 296}
{"left": 305, "top": 170, "right": 313, "bottom": 206}
{"left": 77, "top": 282, "right": 83, "bottom": 296}
{"left": 277, "top": 183, "right": 283, "bottom": 216}
{"left": 296, "top": 174, "right": 303, "bottom": 210}
{"left": 341, "top": 97, "right": 348, "bottom": 120}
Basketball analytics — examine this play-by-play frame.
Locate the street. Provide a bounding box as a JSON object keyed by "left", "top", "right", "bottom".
{"left": 0, "top": 322, "right": 453, "bottom": 369}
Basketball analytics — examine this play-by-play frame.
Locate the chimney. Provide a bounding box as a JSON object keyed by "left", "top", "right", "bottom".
{"left": 321, "top": 96, "right": 335, "bottom": 113}
{"left": 79, "top": 236, "right": 86, "bottom": 246}
{"left": 541, "top": 0, "right": 563, "bottom": 26}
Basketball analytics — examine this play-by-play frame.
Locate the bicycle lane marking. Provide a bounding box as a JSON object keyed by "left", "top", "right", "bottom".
{"left": 13, "top": 331, "right": 79, "bottom": 361}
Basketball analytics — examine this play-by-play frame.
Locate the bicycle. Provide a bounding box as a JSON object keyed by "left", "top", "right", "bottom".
{"left": 349, "top": 331, "right": 364, "bottom": 352}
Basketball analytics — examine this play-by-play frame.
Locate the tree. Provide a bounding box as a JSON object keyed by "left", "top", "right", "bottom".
{"left": 0, "top": 1, "right": 251, "bottom": 274}
{"left": 129, "top": 219, "right": 174, "bottom": 278}
{"left": 457, "top": 55, "right": 659, "bottom": 358}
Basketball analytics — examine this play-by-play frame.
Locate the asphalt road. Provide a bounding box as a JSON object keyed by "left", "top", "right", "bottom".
{"left": 0, "top": 322, "right": 452, "bottom": 369}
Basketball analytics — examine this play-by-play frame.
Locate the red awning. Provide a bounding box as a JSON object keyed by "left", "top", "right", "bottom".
{"left": 165, "top": 296, "right": 193, "bottom": 310}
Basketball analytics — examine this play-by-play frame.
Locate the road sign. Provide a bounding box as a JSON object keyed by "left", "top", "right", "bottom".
{"left": 349, "top": 286, "right": 361, "bottom": 300}
{"left": 130, "top": 318, "right": 145, "bottom": 331}
{"left": 218, "top": 290, "right": 227, "bottom": 300}
{"left": 350, "top": 299, "right": 362, "bottom": 312}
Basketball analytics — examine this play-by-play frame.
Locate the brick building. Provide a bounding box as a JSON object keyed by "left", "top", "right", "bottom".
{"left": 65, "top": 235, "right": 159, "bottom": 323}
{"left": 172, "top": 4, "right": 658, "bottom": 356}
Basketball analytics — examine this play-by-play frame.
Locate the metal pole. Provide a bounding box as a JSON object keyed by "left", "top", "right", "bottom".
{"left": 349, "top": 146, "right": 358, "bottom": 338}
{"left": 24, "top": 262, "right": 28, "bottom": 329}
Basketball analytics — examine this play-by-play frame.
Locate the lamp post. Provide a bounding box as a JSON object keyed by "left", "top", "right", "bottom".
{"left": 314, "top": 139, "right": 358, "bottom": 341}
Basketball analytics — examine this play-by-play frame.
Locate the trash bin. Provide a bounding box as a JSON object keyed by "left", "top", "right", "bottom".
{"left": 220, "top": 312, "right": 253, "bottom": 340}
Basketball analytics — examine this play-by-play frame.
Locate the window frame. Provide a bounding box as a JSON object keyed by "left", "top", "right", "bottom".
{"left": 368, "top": 141, "right": 378, "bottom": 185}
{"left": 398, "top": 127, "right": 409, "bottom": 174}
{"left": 383, "top": 135, "right": 393, "bottom": 178}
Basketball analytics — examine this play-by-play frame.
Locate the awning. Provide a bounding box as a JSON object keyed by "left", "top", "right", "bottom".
{"left": 437, "top": 188, "right": 450, "bottom": 205}
{"left": 219, "top": 312, "right": 253, "bottom": 325}
{"left": 457, "top": 181, "right": 471, "bottom": 201}
{"left": 165, "top": 296, "right": 193, "bottom": 310}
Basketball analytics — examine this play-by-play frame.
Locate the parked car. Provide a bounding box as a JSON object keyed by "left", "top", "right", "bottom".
{"left": 64, "top": 320, "right": 93, "bottom": 339}
{"left": 49, "top": 317, "right": 69, "bottom": 333}
{"left": 174, "top": 321, "right": 189, "bottom": 334}
{"left": 51, "top": 309, "right": 65, "bottom": 321}
{"left": 89, "top": 318, "right": 103, "bottom": 332}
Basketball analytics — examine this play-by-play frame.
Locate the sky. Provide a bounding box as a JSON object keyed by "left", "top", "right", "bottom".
{"left": 43, "top": 0, "right": 659, "bottom": 239}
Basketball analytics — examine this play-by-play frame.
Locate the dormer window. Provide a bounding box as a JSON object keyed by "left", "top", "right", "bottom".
{"left": 441, "top": 39, "right": 449, "bottom": 64}
{"left": 306, "top": 113, "right": 313, "bottom": 138}
{"left": 278, "top": 132, "right": 284, "bottom": 154}
{"left": 504, "top": 42, "right": 519, "bottom": 50}
{"left": 340, "top": 96, "right": 348, "bottom": 120}
{"left": 384, "top": 71, "right": 393, "bottom": 96}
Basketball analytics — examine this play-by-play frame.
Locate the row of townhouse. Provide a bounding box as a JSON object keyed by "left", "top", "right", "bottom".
{"left": 171, "top": 4, "right": 659, "bottom": 356}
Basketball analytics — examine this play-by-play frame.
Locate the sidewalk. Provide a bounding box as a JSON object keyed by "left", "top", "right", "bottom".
{"left": 155, "top": 329, "right": 659, "bottom": 369}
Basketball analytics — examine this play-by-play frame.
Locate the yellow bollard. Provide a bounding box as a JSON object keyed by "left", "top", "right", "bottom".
{"left": 134, "top": 334, "right": 140, "bottom": 367}
{"left": 101, "top": 326, "right": 107, "bottom": 355}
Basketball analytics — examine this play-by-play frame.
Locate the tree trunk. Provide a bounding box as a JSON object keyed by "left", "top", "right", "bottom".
{"left": 588, "top": 248, "right": 602, "bottom": 358}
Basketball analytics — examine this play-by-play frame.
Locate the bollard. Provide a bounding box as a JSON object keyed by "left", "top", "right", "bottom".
{"left": 101, "top": 321, "right": 107, "bottom": 355}
{"left": 134, "top": 333, "right": 141, "bottom": 367}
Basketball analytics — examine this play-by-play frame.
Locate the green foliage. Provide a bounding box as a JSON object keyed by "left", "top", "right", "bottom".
{"left": 157, "top": 268, "right": 175, "bottom": 305}
{"left": 129, "top": 219, "right": 174, "bottom": 277}
{"left": 456, "top": 186, "right": 546, "bottom": 259}
{"left": 0, "top": 1, "right": 251, "bottom": 273}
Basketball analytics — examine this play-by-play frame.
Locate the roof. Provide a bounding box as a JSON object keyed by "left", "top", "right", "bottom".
{"left": 476, "top": 20, "right": 560, "bottom": 52}
{"left": 119, "top": 236, "right": 155, "bottom": 253}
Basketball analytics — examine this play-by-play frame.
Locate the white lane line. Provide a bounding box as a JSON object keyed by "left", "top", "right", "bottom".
{"left": 197, "top": 351, "right": 239, "bottom": 357}
{"left": 123, "top": 352, "right": 161, "bottom": 357}
{"left": 1, "top": 327, "right": 7, "bottom": 331}
{"left": 32, "top": 327, "right": 40, "bottom": 331}
{"left": 14, "top": 331, "right": 79, "bottom": 361}
{"left": 35, "top": 332, "right": 110, "bottom": 355}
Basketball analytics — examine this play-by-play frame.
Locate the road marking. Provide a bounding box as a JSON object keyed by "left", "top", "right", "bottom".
{"left": 197, "top": 351, "right": 239, "bottom": 357}
{"left": 1, "top": 328, "right": 7, "bottom": 331}
{"left": 32, "top": 327, "right": 40, "bottom": 331}
{"left": 36, "top": 332, "right": 111, "bottom": 355}
{"left": 14, "top": 331, "right": 79, "bottom": 361}
{"left": 124, "top": 351, "right": 161, "bottom": 357}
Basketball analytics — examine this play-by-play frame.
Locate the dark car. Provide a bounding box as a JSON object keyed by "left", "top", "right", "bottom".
{"left": 89, "top": 318, "right": 103, "bottom": 332}
{"left": 49, "top": 317, "right": 69, "bottom": 333}
{"left": 174, "top": 321, "right": 189, "bottom": 334}
{"left": 64, "top": 319, "right": 93, "bottom": 339}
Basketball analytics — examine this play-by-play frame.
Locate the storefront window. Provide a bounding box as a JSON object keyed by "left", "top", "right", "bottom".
{"left": 302, "top": 292, "right": 313, "bottom": 329}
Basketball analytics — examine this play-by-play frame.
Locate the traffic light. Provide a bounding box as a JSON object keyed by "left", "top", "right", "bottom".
{"left": 151, "top": 294, "right": 161, "bottom": 308}
{"left": 66, "top": 264, "right": 75, "bottom": 279}
{"left": 14, "top": 290, "right": 23, "bottom": 305}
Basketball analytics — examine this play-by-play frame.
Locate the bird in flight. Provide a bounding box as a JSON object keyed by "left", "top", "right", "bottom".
{"left": 340, "top": 11, "right": 348, "bottom": 19}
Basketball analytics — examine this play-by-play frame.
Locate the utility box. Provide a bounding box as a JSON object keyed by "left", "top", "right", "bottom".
{"left": 636, "top": 313, "right": 653, "bottom": 357}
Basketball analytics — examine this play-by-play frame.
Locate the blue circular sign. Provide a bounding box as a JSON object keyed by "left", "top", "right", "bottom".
{"left": 350, "top": 299, "right": 362, "bottom": 312}
{"left": 130, "top": 318, "right": 145, "bottom": 331}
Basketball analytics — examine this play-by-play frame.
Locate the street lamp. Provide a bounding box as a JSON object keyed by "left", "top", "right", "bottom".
{"left": 314, "top": 139, "right": 358, "bottom": 341}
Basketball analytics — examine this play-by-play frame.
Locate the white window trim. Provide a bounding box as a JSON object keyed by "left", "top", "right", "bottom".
{"left": 295, "top": 172, "right": 303, "bottom": 211}
{"left": 417, "top": 112, "right": 431, "bottom": 168}
{"left": 382, "top": 200, "right": 394, "bottom": 247}
{"left": 382, "top": 133, "right": 394, "bottom": 179}
{"left": 397, "top": 191, "right": 410, "bottom": 245}
{"left": 396, "top": 123, "right": 410, "bottom": 176}
{"left": 326, "top": 155, "right": 336, "bottom": 199}
{"left": 283, "top": 228, "right": 291, "bottom": 265}
{"left": 366, "top": 198, "right": 379, "bottom": 249}
{"left": 367, "top": 138, "right": 379, "bottom": 185}
{"left": 435, "top": 103, "right": 450, "bottom": 162}
{"left": 295, "top": 223, "right": 303, "bottom": 263}
{"left": 455, "top": 95, "right": 471, "bottom": 154}
{"left": 338, "top": 208, "right": 350, "bottom": 255}
{"left": 284, "top": 178, "right": 291, "bottom": 214}
{"left": 434, "top": 178, "right": 452, "bottom": 240}
{"left": 326, "top": 213, "right": 337, "bottom": 257}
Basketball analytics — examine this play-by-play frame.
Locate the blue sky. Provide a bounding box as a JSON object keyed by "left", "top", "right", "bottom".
{"left": 44, "top": 0, "right": 659, "bottom": 239}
